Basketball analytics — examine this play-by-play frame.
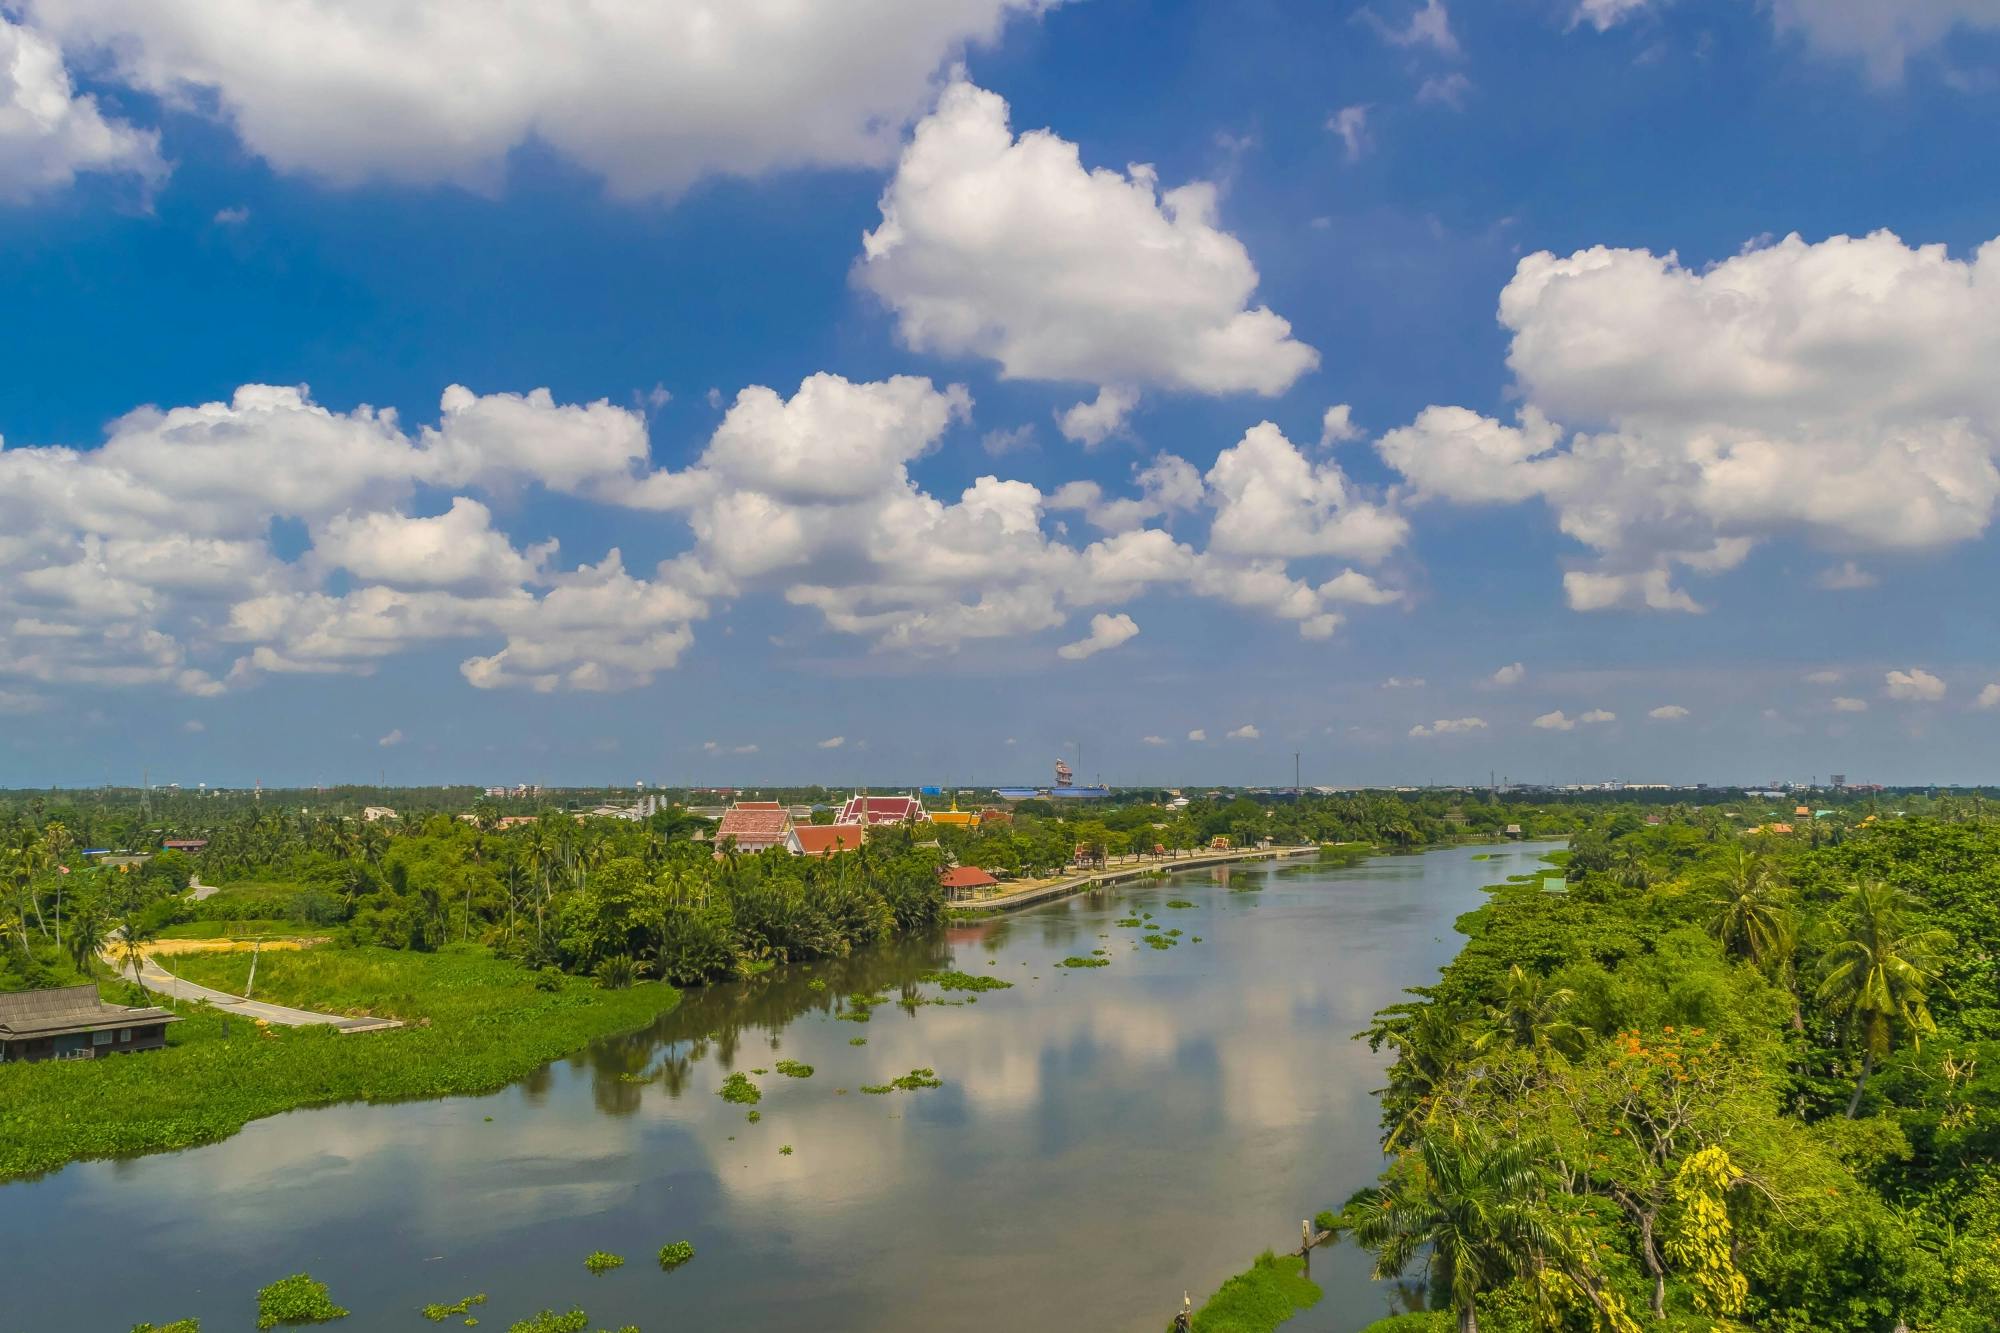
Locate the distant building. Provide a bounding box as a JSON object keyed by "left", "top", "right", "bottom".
{"left": 0, "top": 986, "right": 179, "bottom": 1063}
{"left": 714, "top": 801, "right": 800, "bottom": 854}
{"left": 794, "top": 825, "right": 864, "bottom": 857}
{"left": 834, "top": 794, "right": 927, "bottom": 827}
{"left": 361, "top": 806, "right": 398, "bottom": 822}
{"left": 938, "top": 865, "right": 999, "bottom": 900}
{"left": 1504, "top": 824, "right": 1524, "bottom": 838}
{"left": 928, "top": 797, "right": 981, "bottom": 830}
{"left": 161, "top": 839, "right": 207, "bottom": 853}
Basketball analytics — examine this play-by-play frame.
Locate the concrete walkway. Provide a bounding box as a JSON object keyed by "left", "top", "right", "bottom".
{"left": 109, "top": 949, "right": 402, "bottom": 1032}
{"left": 950, "top": 844, "right": 1322, "bottom": 916}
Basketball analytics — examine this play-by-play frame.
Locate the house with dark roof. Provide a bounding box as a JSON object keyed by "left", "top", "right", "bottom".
{"left": 713, "top": 801, "right": 801, "bottom": 854}
{"left": 0, "top": 985, "right": 179, "bottom": 1063}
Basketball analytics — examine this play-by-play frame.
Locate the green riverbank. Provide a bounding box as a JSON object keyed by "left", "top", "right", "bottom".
{"left": 0, "top": 944, "right": 679, "bottom": 1182}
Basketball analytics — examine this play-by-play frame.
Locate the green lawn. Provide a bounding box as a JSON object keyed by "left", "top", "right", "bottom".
{"left": 0, "top": 945, "right": 678, "bottom": 1181}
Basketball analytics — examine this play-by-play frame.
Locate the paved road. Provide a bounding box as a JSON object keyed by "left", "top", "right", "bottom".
{"left": 109, "top": 950, "right": 401, "bottom": 1032}
{"left": 952, "top": 844, "right": 1321, "bottom": 915}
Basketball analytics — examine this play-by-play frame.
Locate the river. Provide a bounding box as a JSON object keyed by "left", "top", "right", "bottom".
{"left": 0, "top": 841, "right": 1561, "bottom": 1333}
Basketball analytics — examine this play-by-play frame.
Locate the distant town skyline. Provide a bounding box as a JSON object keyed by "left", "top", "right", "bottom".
{"left": 5, "top": 2, "right": 2000, "bottom": 784}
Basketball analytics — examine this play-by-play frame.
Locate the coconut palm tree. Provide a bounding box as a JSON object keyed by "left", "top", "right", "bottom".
{"left": 1816, "top": 880, "right": 1954, "bottom": 1117}
{"left": 1368, "top": 1003, "right": 1479, "bottom": 1151}
{"left": 1478, "top": 964, "right": 1585, "bottom": 1057}
{"left": 1705, "top": 850, "right": 1790, "bottom": 970}
{"left": 1334, "top": 1130, "right": 1560, "bottom": 1333}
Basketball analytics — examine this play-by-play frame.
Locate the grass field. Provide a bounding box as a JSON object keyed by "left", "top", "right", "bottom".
{"left": 0, "top": 944, "right": 678, "bottom": 1182}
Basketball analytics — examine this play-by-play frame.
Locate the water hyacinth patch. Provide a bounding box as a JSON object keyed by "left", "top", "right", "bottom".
{"left": 658, "top": 1241, "right": 695, "bottom": 1270}
{"left": 1166, "top": 900, "right": 1196, "bottom": 909}
{"left": 774, "top": 1059, "right": 813, "bottom": 1078}
{"left": 918, "top": 969, "right": 1013, "bottom": 992}
{"left": 421, "top": 1294, "right": 487, "bottom": 1322}
{"left": 718, "top": 1072, "right": 761, "bottom": 1104}
{"left": 583, "top": 1251, "right": 624, "bottom": 1274}
{"left": 1059, "top": 955, "right": 1109, "bottom": 967}
{"left": 255, "top": 1273, "right": 348, "bottom": 1329}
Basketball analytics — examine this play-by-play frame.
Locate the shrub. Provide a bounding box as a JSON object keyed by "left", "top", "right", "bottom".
{"left": 255, "top": 1273, "right": 348, "bottom": 1329}
{"left": 595, "top": 955, "right": 636, "bottom": 990}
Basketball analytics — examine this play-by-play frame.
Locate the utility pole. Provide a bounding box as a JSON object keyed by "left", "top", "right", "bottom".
{"left": 1294, "top": 752, "right": 1301, "bottom": 793}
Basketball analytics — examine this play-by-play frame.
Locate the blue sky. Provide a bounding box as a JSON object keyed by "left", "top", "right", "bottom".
{"left": 4, "top": 0, "right": 2000, "bottom": 788}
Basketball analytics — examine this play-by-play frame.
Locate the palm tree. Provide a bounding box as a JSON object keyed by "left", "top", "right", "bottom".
{"left": 1368, "top": 1003, "right": 1479, "bottom": 1150}
{"left": 64, "top": 893, "right": 109, "bottom": 977}
{"left": 1334, "top": 1130, "right": 1559, "bottom": 1333}
{"left": 1816, "top": 881, "right": 1954, "bottom": 1117}
{"left": 1705, "top": 850, "right": 1789, "bottom": 970}
{"left": 1478, "top": 964, "right": 1585, "bottom": 1057}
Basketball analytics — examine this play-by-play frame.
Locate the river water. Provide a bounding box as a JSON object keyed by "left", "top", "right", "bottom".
{"left": 0, "top": 842, "right": 1559, "bottom": 1333}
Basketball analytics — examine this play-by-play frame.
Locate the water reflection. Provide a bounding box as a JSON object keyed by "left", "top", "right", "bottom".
{"left": 0, "top": 842, "right": 1560, "bottom": 1333}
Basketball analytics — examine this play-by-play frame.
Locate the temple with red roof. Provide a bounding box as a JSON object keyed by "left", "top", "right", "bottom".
{"left": 833, "top": 793, "right": 927, "bottom": 827}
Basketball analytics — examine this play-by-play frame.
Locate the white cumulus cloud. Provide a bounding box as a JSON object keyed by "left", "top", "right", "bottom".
{"left": 1579, "top": 708, "right": 1616, "bottom": 724}
{"left": 1378, "top": 230, "right": 2000, "bottom": 611}
{"left": 1832, "top": 696, "right": 1869, "bottom": 713}
{"left": 1227, "top": 723, "right": 1261, "bottom": 740}
{"left": 28, "top": 0, "right": 1063, "bottom": 198}
{"left": 0, "top": 14, "right": 163, "bottom": 201}
{"left": 859, "top": 80, "right": 1317, "bottom": 399}
{"left": 1056, "top": 386, "right": 1139, "bottom": 447}
{"left": 818, "top": 736, "right": 846, "bottom": 749}
{"left": 1187, "top": 728, "right": 1207, "bottom": 742}
{"left": 1533, "top": 710, "right": 1576, "bottom": 731}
{"left": 1490, "top": 662, "right": 1525, "bottom": 686}
{"left": 1648, "top": 704, "right": 1689, "bottom": 720}
{"left": 1410, "top": 716, "right": 1487, "bottom": 737}
{"left": 1057, "top": 612, "right": 1140, "bottom": 661}
{"left": 377, "top": 728, "right": 404, "bottom": 747}
{"left": 1885, "top": 667, "right": 1946, "bottom": 701}
{"left": 1977, "top": 683, "right": 2000, "bottom": 710}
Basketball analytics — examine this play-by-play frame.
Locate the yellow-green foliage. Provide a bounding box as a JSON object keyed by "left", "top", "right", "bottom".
{"left": 1666, "top": 1146, "right": 1749, "bottom": 1318}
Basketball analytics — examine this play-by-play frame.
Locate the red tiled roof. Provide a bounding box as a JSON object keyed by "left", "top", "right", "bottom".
{"left": 939, "top": 865, "right": 998, "bottom": 889}
{"left": 716, "top": 804, "right": 792, "bottom": 848}
{"left": 835, "top": 794, "right": 925, "bottom": 825}
{"left": 795, "top": 825, "right": 863, "bottom": 856}
{"left": 736, "top": 801, "right": 784, "bottom": 810}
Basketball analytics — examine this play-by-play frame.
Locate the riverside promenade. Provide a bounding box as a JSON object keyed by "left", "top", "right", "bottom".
{"left": 949, "top": 843, "right": 1325, "bottom": 916}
